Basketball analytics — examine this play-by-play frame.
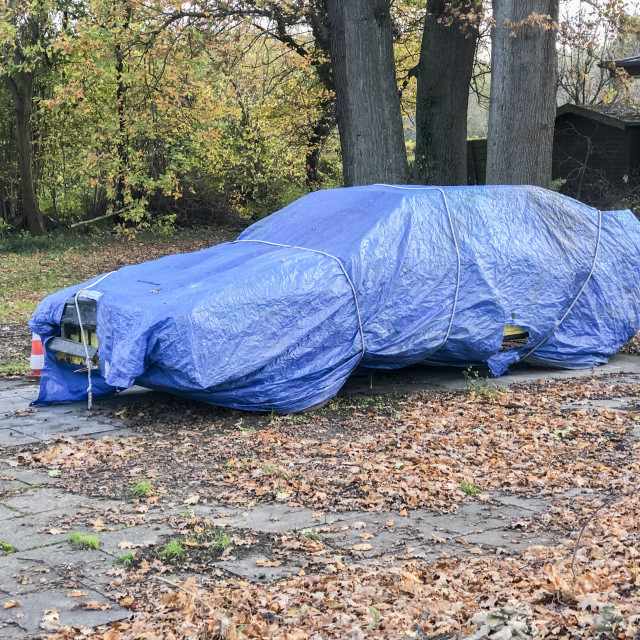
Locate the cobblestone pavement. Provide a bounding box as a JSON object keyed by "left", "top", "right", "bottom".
{"left": 1, "top": 355, "right": 639, "bottom": 638}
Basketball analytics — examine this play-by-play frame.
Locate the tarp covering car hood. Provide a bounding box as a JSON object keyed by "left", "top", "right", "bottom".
{"left": 30, "top": 185, "right": 640, "bottom": 411}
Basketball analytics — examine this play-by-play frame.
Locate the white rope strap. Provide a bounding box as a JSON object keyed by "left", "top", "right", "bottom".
{"left": 521, "top": 208, "right": 602, "bottom": 362}
{"left": 372, "top": 184, "right": 461, "bottom": 359}
{"left": 74, "top": 271, "right": 115, "bottom": 409}
{"left": 234, "top": 239, "right": 366, "bottom": 363}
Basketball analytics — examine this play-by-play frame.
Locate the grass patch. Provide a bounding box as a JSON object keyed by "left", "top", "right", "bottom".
{"left": 0, "top": 227, "right": 228, "bottom": 324}
{"left": 150, "top": 525, "right": 235, "bottom": 568}
{"left": 159, "top": 538, "right": 186, "bottom": 561}
{"left": 115, "top": 552, "right": 136, "bottom": 566}
{"left": 460, "top": 481, "right": 482, "bottom": 496}
{"left": 301, "top": 528, "right": 320, "bottom": 541}
{"left": 0, "top": 540, "right": 17, "bottom": 554}
{"left": 463, "top": 367, "right": 500, "bottom": 400}
{"left": 131, "top": 479, "right": 153, "bottom": 498}
{"left": 69, "top": 532, "right": 100, "bottom": 550}
{"left": 210, "top": 529, "right": 232, "bottom": 551}
{"left": 0, "top": 363, "right": 29, "bottom": 376}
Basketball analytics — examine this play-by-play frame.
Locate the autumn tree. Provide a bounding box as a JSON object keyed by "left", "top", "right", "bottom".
{"left": 486, "top": 0, "right": 560, "bottom": 187}
{"left": 0, "top": 0, "right": 54, "bottom": 234}
{"left": 557, "top": 0, "right": 639, "bottom": 106}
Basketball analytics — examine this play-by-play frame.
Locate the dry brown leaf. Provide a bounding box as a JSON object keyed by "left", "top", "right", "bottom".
{"left": 256, "top": 558, "right": 282, "bottom": 567}
{"left": 351, "top": 543, "right": 372, "bottom": 551}
{"left": 90, "top": 518, "right": 109, "bottom": 532}
{"left": 40, "top": 610, "right": 60, "bottom": 631}
{"left": 78, "top": 600, "right": 111, "bottom": 610}
{"left": 3, "top": 600, "right": 19, "bottom": 609}
{"left": 66, "top": 590, "right": 89, "bottom": 598}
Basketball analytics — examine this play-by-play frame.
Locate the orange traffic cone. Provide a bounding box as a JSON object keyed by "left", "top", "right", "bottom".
{"left": 26, "top": 333, "right": 44, "bottom": 380}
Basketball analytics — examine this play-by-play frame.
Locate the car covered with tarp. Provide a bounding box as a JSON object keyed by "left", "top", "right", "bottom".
{"left": 30, "top": 184, "right": 640, "bottom": 412}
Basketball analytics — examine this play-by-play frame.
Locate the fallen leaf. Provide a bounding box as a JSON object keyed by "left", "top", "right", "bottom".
{"left": 66, "top": 591, "right": 89, "bottom": 598}
{"left": 578, "top": 593, "right": 602, "bottom": 610}
{"left": 3, "top": 600, "right": 20, "bottom": 609}
{"left": 78, "top": 600, "right": 111, "bottom": 610}
{"left": 40, "top": 610, "right": 60, "bottom": 631}
{"left": 90, "top": 518, "right": 107, "bottom": 531}
{"left": 256, "top": 558, "right": 282, "bottom": 567}
{"left": 351, "top": 543, "right": 372, "bottom": 551}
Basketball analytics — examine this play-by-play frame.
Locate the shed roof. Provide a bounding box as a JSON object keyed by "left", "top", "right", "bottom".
{"left": 598, "top": 55, "right": 640, "bottom": 76}
{"left": 556, "top": 103, "right": 640, "bottom": 129}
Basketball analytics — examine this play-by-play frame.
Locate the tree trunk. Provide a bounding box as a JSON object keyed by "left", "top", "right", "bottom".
{"left": 414, "top": 0, "right": 479, "bottom": 185}
{"left": 4, "top": 73, "right": 46, "bottom": 235}
{"left": 326, "top": 0, "right": 409, "bottom": 186}
{"left": 486, "top": 0, "right": 559, "bottom": 187}
{"left": 306, "top": 105, "right": 334, "bottom": 188}
{"left": 115, "top": 0, "right": 132, "bottom": 214}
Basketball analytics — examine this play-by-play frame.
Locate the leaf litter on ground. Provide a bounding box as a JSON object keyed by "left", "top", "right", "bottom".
{"left": 13, "top": 374, "right": 640, "bottom": 639}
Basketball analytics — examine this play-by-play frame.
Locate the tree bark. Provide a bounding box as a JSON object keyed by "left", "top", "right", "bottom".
{"left": 486, "top": 0, "right": 559, "bottom": 187}
{"left": 306, "top": 105, "right": 335, "bottom": 188}
{"left": 4, "top": 73, "right": 46, "bottom": 236}
{"left": 326, "top": 0, "right": 409, "bottom": 186}
{"left": 115, "top": 0, "right": 132, "bottom": 214}
{"left": 414, "top": 0, "right": 479, "bottom": 185}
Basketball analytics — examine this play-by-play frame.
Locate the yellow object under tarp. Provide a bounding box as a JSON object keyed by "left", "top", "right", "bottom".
{"left": 55, "top": 329, "right": 99, "bottom": 366}
{"left": 503, "top": 324, "right": 527, "bottom": 338}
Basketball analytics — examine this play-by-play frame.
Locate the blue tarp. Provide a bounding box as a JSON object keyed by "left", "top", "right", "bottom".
{"left": 30, "top": 185, "right": 640, "bottom": 412}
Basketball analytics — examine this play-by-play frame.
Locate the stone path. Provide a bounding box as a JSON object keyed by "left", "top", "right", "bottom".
{"left": 0, "top": 462, "right": 555, "bottom": 638}
{"left": 1, "top": 355, "right": 639, "bottom": 638}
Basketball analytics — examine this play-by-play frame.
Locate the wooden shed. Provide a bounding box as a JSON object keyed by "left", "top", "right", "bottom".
{"left": 466, "top": 103, "right": 640, "bottom": 207}
{"left": 552, "top": 103, "right": 640, "bottom": 205}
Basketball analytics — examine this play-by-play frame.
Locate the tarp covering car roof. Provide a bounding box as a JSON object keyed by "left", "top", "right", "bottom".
{"left": 30, "top": 184, "right": 640, "bottom": 412}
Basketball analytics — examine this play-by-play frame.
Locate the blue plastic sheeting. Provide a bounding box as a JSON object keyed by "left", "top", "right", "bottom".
{"left": 30, "top": 185, "right": 640, "bottom": 412}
